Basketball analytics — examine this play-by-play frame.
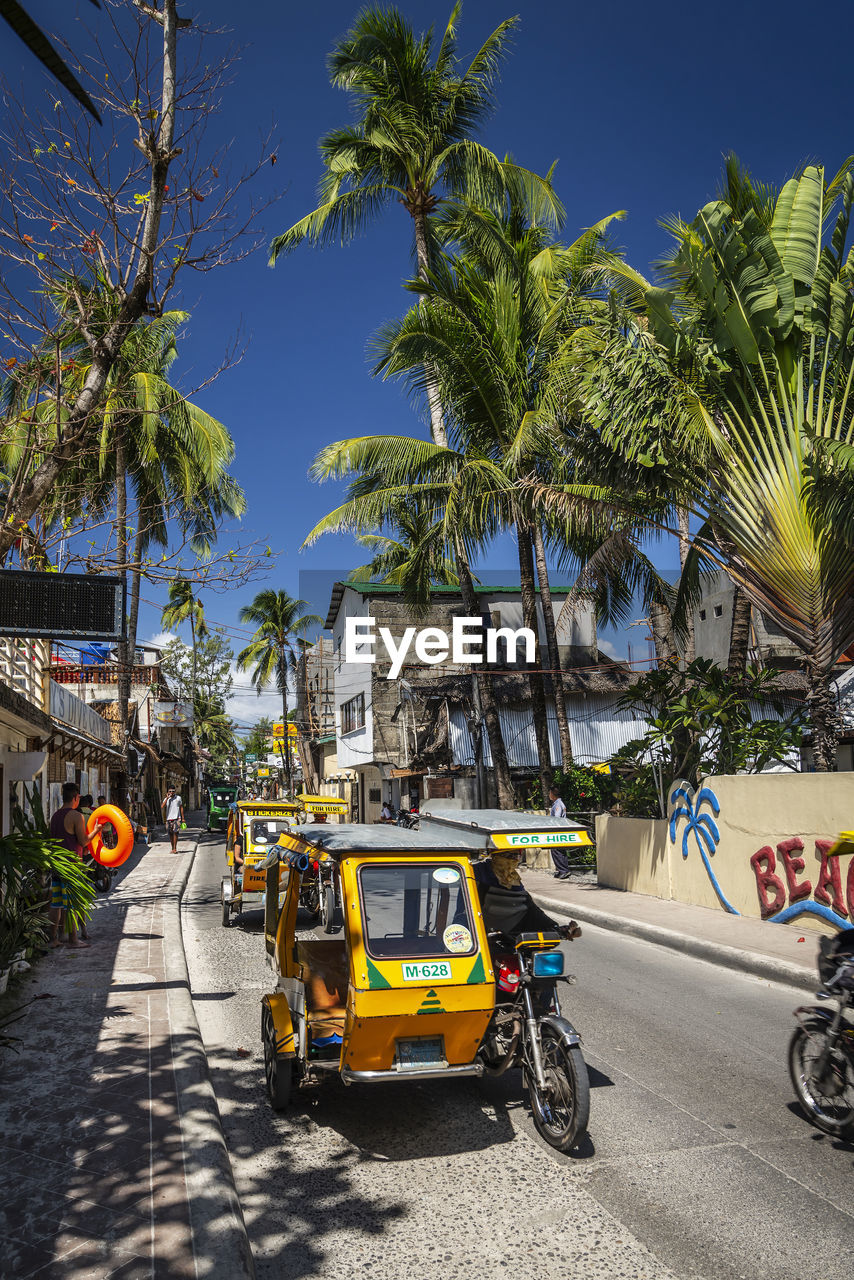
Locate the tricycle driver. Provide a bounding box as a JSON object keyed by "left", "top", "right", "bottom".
{"left": 464, "top": 849, "right": 582, "bottom": 942}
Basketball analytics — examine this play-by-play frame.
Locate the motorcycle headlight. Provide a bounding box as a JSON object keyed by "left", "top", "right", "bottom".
{"left": 532, "top": 950, "right": 564, "bottom": 978}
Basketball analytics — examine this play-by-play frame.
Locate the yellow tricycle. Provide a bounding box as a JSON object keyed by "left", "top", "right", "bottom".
{"left": 260, "top": 822, "right": 590, "bottom": 1151}
{"left": 221, "top": 800, "right": 300, "bottom": 928}
{"left": 293, "top": 793, "right": 349, "bottom": 929}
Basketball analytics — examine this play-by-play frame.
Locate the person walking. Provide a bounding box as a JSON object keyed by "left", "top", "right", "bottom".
{"left": 161, "top": 787, "right": 184, "bottom": 853}
{"left": 548, "top": 785, "right": 571, "bottom": 880}
{"left": 48, "top": 782, "right": 104, "bottom": 947}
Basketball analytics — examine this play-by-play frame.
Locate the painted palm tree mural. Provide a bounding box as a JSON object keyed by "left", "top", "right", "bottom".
{"left": 669, "top": 784, "right": 740, "bottom": 915}
{"left": 670, "top": 784, "right": 850, "bottom": 926}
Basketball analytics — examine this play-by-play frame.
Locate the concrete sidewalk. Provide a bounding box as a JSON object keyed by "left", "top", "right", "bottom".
{"left": 524, "top": 868, "right": 823, "bottom": 991}
{"left": 0, "top": 820, "right": 254, "bottom": 1279}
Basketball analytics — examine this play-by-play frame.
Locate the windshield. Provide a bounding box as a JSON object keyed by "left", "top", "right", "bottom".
{"left": 250, "top": 818, "right": 293, "bottom": 845}
{"left": 212, "top": 791, "right": 234, "bottom": 805}
{"left": 358, "top": 863, "right": 476, "bottom": 960}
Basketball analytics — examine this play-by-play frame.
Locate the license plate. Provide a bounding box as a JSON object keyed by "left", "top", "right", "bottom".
{"left": 401, "top": 961, "right": 452, "bottom": 982}
{"left": 397, "top": 1037, "right": 445, "bottom": 1069}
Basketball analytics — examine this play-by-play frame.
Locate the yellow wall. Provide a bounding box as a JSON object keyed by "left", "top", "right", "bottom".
{"left": 597, "top": 773, "right": 854, "bottom": 932}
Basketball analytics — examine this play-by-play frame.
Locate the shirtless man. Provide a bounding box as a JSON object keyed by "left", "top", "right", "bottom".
{"left": 49, "top": 782, "right": 104, "bottom": 948}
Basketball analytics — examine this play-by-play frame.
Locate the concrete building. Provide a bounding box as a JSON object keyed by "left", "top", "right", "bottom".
{"left": 692, "top": 569, "right": 802, "bottom": 668}
{"left": 323, "top": 581, "right": 640, "bottom": 821}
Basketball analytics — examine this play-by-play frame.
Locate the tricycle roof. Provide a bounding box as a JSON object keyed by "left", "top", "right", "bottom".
{"left": 237, "top": 800, "right": 300, "bottom": 815}
{"left": 296, "top": 793, "right": 349, "bottom": 815}
{"left": 271, "top": 822, "right": 482, "bottom": 859}
{"left": 419, "top": 806, "right": 592, "bottom": 849}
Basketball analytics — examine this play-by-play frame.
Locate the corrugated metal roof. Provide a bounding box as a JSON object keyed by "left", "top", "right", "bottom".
{"left": 449, "top": 695, "right": 650, "bottom": 770}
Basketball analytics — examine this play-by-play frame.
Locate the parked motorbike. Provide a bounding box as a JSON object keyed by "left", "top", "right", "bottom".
{"left": 479, "top": 928, "right": 590, "bottom": 1152}
{"left": 789, "top": 928, "right": 854, "bottom": 1139}
{"left": 82, "top": 847, "right": 113, "bottom": 894}
{"left": 396, "top": 807, "right": 419, "bottom": 829}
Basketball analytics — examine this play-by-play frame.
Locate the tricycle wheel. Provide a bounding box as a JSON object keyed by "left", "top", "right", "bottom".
{"left": 321, "top": 885, "right": 336, "bottom": 934}
{"left": 527, "top": 1026, "right": 590, "bottom": 1153}
{"left": 221, "top": 899, "right": 230, "bottom": 928}
{"left": 263, "top": 1006, "right": 292, "bottom": 1110}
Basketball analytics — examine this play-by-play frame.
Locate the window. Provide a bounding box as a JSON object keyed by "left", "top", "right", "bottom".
{"left": 250, "top": 818, "right": 292, "bottom": 845}
{"left": 341, "top": 692, "right": 365, "bottom": 735}
{"left": 368, "top": 787, "right": 381, "bottom": 804}
{"left": 358, "top": 862, "right": 475, "bottom": 959}
{"left": 699, "top": 609, "right": 707, "bottom": 621}
{"left": 713, "top": 604, "right": 723, "bottom": 618}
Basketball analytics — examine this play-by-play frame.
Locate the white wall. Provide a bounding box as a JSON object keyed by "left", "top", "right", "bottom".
{"left": 331, "top": 586, "right": 374, "bottom": 770}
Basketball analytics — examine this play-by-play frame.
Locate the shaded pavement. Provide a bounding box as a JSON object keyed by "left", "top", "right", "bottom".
{"left": 0, "top": 819, "right": 253, "bottom": 1279}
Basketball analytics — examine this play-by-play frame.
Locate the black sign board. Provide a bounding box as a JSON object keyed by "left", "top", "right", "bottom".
{"left": 0, "top": 571, "right": 125, "bottom": 643}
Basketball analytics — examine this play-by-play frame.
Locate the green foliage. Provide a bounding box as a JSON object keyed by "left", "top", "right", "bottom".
{"left": 0, "top": 830, "right": 96, "bottom": 961}
{"left": 161, "top": 633, "right": 233, "bottom": 707}
{"left": 528, "top": 764, "right": 609, "bottom": 814}
{"left": 241, "top": 716, "right": 273, "bottom": 762}
{"left": 611, "top": 658, "right": 805, "bottom": 814}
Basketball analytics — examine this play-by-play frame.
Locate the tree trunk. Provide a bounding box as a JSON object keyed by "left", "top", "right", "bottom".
{"left": 677, "top": 507, "right": 695, "bottom": 663}
{"left": 806, "top": 661, "right": 839, "bottom": 772}
{"left": 115, "top": 435, "right": 130, "bottom": 812}
{"left": 531, "top": 520, "right": 574, "bottom": 768}
{"left": 649, "top": 599, "right": 678, "bottom": 667}
{"left": 727, "top": 587, "right": 752, "bottom": 676}
{"left": 412, "top": 208, "right": 448, "bottom": 449}
{"left": 455, "top": 541, "right": 514, "bottom": 807}
{"left": 517, "top": 525, "right": 553, "bottom": 801}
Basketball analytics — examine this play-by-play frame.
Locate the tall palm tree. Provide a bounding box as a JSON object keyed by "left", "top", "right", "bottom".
{"left": 573, "top": 159, "right": 854, "bottom": 769}
{"left": 269, "top": 3, "right": 562, "bottom": 446}
{"left": 161, "top": 577, "right": 208, "bottom": 719}
{"left": 236, "top": 591, "right": 322, "bottom": 796}
{"left": 373, "top": 200, "right": 631, "bottom": 785}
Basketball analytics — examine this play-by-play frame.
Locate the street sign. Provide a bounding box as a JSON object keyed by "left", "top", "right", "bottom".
{"left": 0, "top": 570, "right": 125, "bottom": 642}
{"left": 244, "top": 753, "right": 257, "bottom": 763}
{"left": 257, "top": 766, "right": 270, "bottom": 778}
{"left": 272, "top": 723, "right": 284, "bottom": 740}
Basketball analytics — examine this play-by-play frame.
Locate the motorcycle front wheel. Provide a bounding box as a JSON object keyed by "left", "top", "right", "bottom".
{"left": 527, "top": 1025, "right": 590, "bottom": 1153}
{"left": 789, "top": 1020, "right": 854, "bottom": 1138}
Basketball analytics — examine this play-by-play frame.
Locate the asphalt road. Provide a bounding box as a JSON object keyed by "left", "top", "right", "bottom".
{"left": 183, "top": 835, "right": 854, "bottom": 1280}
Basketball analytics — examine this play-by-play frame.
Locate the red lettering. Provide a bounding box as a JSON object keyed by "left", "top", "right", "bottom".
{"left": 750, "top": 846, "right": 786, "bottom": 919}
{"left": 777, "top": 836, "right": 811, "bottom": 903}
{"left": 814, "top": 839, "right": 848, "bottom": 919}
{"left": 848, "top": 857, "right": 854, "bottom": 921}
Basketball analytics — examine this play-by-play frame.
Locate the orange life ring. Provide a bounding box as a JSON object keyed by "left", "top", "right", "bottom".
{"left": 88, "top": 804, "right": 134, "bottom": 868}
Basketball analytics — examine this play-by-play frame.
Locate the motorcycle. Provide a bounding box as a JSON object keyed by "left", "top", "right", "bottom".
{"left": 789, "top": 927, "right": 854, "bottom": 1139}
{"left": 396, "top": 807, "right": 419, "bottom": 829}
{"left": 479, "top": 928, "right": 590, "bottom": 1153}
{"left": 82, "top": 846, "right": 113, "bottom": 894}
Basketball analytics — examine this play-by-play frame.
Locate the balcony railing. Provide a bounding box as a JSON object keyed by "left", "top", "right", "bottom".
{"left": 0, "top": 637, "right": 50, "bottom": 709}
{"left": 48, "top": 663, "right": 160, "bottom": 687}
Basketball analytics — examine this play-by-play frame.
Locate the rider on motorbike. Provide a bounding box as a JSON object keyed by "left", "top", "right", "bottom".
{"left": 470, "top": 849, "right": 581, "bottom": 942}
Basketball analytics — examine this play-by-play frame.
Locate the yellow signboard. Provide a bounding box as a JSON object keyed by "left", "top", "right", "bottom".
{"left": 491, "top": 829, "right": 593, "bottom": 850}
{"left": 257, "top": 766, "right": 271, "bottom": 778}
{"left": 297, "top": 793, "right": 349, "bottom": 815}
{"left": 272, "top": 723, "right": 298, "bottom": 740}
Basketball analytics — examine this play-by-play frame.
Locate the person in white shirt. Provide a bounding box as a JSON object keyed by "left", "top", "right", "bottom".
{"left": 380, "top": 801, "right": 393, "bottom": 822}
{"left": 548, "top": 786, "right": 570, "bottom": 879}
{"left": 161, "top": 787, "right": 184, "bottom": 853}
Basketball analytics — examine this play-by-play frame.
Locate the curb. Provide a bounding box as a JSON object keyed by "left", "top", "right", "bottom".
{"left": 164, "top": 831, "right": 257, "bottom": 1279}
{"left": 532, "top": 893, "right": 819, "bottom": 994}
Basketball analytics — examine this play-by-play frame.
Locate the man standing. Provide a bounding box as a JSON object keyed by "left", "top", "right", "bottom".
{"left": 161, "top": 787, "right": 184, "bottom": 853}
{"left": 49, "top": 782, "right": 104, "bottom": 948}
{"left": 548, "top": 785, "right": 571, "bottom": 880}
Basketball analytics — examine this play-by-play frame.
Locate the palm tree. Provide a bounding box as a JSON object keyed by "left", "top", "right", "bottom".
{"left": 236, "top": 591, "right": 322, "bottom": 796}
{"left": 161, "top": 578, "right": 208, "bottom": 718}
{"left": 574, "top": 159, "right": 854, "bottom": 769}
{"left": 348, "top": 501, "right": 460, "bottom": 600}
{"left": 269, "top": 3, "right": 562, "bottom": 446}
{"left": 3, "top": 299, "right": 245, "bottom": 799}
{"left": 305, "top": 437, "right": 517, "bottom": 806}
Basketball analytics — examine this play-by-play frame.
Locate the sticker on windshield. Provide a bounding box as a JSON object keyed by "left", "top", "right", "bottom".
{"left": 443, "top": 924, "right": 473, "bottom": 953}
{"left": 433, "top": 867, "right": 460, "bottom": 884}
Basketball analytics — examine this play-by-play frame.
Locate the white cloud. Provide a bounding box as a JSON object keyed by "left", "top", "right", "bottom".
{"left": 145, "top": 630, "right": 177, "bottom": 649}
{"left": 599, "top": 639, "right": 620, "bottom": 659}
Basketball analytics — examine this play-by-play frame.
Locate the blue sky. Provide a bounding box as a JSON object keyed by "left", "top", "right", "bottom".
{"left": 4, "top": 1, "right": 854, "bottom": 727}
